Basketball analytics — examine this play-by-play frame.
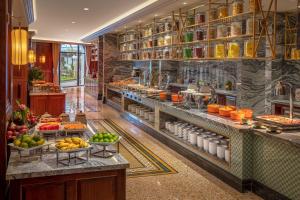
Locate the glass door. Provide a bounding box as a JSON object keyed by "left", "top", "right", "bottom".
{"left": 59, "top": 44, "right": 85, "bottom": 87}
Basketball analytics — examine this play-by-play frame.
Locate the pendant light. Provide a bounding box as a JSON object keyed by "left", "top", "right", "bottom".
{"left": 28, "top": 49, "right": 36, "bottom": 64}
{"left": 11, "top": 25, "right": 28, "bottom": 68}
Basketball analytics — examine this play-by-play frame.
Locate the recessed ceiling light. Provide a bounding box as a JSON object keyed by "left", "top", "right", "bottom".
{"left": 83, "top": 8, "right": 89, "bottom": 11}
{"left": 183, "top": 2, "right": 187, "bottom": 5}
{"left": 72, "top": 21, "right": 76, "bottom": 24}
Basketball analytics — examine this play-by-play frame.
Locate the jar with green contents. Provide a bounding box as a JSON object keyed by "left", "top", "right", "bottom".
{"left": 183, "top": 47, "right": 193, "bottom": 59}
{"left": 187, "top": 14, "right": 195, "bottom": 26}
{"left": 184, "top": 31, "right": 194, "bottom": 43}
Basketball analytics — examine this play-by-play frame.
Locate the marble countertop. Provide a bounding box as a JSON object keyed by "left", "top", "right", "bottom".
{"left": 253, "top": 128, "right": 300, "bottom": 148}
{"left": 6, "top": 152, "right": 129, "bottom": 180}
{"left": 30, "top": 92, "right": 66, "bottom": 96}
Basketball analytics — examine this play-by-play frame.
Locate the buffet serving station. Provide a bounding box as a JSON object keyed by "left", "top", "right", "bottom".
{"left": 105, "top": 82, "right": 300, "bottom": 199}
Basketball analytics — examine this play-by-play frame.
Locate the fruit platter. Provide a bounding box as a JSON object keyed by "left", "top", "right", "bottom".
{"left": 36, "top": 122, "right": 62, "bottom": 133}
{"left": 89, "top": 132, "right": 121, "bottom": 146}
{"left": 8, "top": 134, "right": 51, "bottom": 158}
{"left": 55, "top": 137, "right": 90, "bottom": 152}
{"left": 89, "top": 132, "right": 121, "bottom": 158}
{"left": 40, "top": 117, "right": 62, "bottom": 123}
{"left": 63, "top": 122, "right": 87, "bottom": 133}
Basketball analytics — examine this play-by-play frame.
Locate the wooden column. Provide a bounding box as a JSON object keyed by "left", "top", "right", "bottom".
{"left": 0, "top": 0, "right": 12, "bottom": 199}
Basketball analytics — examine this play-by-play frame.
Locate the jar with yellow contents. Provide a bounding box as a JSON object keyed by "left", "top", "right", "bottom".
{"left": 215, "top": 43, "right": 225, "bottom": 58}
{"left": 218, "top": 5, "right": 228, "bottom": 19}
{"left": 232, "top": 0, "right": 243, "bottom": 16}
{"left": 244, "top": 40, "right": 256, "bottom": 57}
{"left": 249, "top": 0, "right": 261, "bottom": 12}
{"left": 227, "top": 42, "right": 240, "bottom": 58}
{"left": 208, "top": 8, "right": 217, "bottom": 21}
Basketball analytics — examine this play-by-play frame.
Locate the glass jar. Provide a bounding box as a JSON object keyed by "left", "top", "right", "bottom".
{"left": 215, "top": 43, "right": 225, "bottom": 58}
{"left": 127, "top": 53, "right": 133, "bottom": 60}
{"left": 158, "top": 37, "right": 164, "bottom": 46}
{"left": 249, "top": 0, "right": 261, "bottom": 12}
{"left": 172, "top": 35, "right": 178, "bottom": 44}
{"left": 218, "top": 5, "right": 228, "bottom": 19}
{"left": 228, "top": 42, "right": 240, "bottom": 58}
{"left": 165, "top": 21, "right": 172, "bottom": 32}
{"left": 163, "top": 48, "right": 170, "bottom": 59}
{"left": 128, "top": 43, "right": 134, "bottom": 51}
{"left": 205, "top": 45, "right": 214, "bottom": 58}
{"left": 196, "top": 29, "right": 205, "bottom": 41}
{"left": 187, "top": 14, "right": 195, "bottom": 26}
{"left": 164, "top": 35, "right": 172, "bottom": 45}
{"left": 232, "top": 0, "right": 243, "bottom": 16}
{"left": 208, "top": 27, "right": 216, "bottom": 39}
{"left": 133, "top": 42, "right": 138, "bottom": 50}
{"left": 176, "top": 48, "right": 183, "bottom": 59}
{"left": 129, "top": 33, "right": 135, "bottom": 41}
{"left": 153, "top": 38, "right": 158, "bottom": 47}
{"left": 217, "top": 25, "right": 228, "bottom": 38}
{"left": 230, "top": 22, "right": 242, "bottom": 37}
{"left": 291, "top": 48, "right": 297, "bottom": 60}
{"left": 246, "top": 18, "right": 258, "bottom": 35}
{"left": 208, "top": 8, "right": 217, "bottom": 20}
{"left": 159, "top": 23, "right": 165, "bottom": 33}
{"left": 244, "top": 40, "right": 256, "bottom": 57}
{"left": 183, "top": 47, "right": 193, "bottom": 59}
{"left": 193, "top": 45, "right": 204, "bottom": 58}
{"left": 184, "top": 31, "right": 194, "bottom": 42}
{"left": 147, "top": 39, "right": 153, "bottom": 48}
{"left": 195, "top": 12, "right": 206, "bottom": 24}
{"left": 155, "top": 49, "right": 163, "bottom": 59}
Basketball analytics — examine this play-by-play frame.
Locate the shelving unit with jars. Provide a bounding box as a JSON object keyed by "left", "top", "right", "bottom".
{"left": 139, "top": 13, "right": 181, "bottom": 61}
{"left": 118, "top": 0, "right": 278, "bottom": 61}
{"left": 119, "top": 28, "right": 140, "bottom": 61}
{"left": 284, "top": 12, "right": 299, "bottom": 60}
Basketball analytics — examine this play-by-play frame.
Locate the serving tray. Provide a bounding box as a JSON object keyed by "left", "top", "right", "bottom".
{"left": 255, "top": 115, "right": 300, "bottom": 130}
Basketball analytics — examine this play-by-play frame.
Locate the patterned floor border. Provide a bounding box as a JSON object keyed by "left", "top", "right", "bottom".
{"left": 88, "top": 119, "right": 178, "bottom": 178}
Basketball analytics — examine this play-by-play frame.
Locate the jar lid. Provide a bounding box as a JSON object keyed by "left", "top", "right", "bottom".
{"left": 59, "top": 113, "right": 69, "bottom": 117}
{"left": 41, "top": 112, "right": 52, "bottom": 118}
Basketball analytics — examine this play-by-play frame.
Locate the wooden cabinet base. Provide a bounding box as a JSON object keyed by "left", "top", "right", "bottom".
{"left": 10, "top": 169, "right": 126, "bottom": 200}
{"left": 30, "top": 93, "right": 66, "bottom": 116}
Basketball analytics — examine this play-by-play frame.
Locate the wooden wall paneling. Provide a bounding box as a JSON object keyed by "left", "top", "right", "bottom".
{"left": 10, "top": 169, "right": 126, "bottom": 200}
{"left": 48, "top": 95, "right": 65, "bottom": 116}
{"left": 35, "top": 42, "right": 53, "bottom": 82}
{"left": 12, "top": 66, "right": 28, "bottom": 108}
{"left": 0, "top": 0, "right": 11, "bottom": 199}
{"left": 30, "top": 95, "right": 47, "bottom": 115}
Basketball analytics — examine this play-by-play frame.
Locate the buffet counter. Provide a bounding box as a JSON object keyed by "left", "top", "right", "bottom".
{"left": 6, "top": 145, "right": 129, "bottom": 200}
{"left": 30, "top": 92, "right": 66, "bottom": 116}
{"left": 106, "top": 86, "right": 300, "bottom": 199}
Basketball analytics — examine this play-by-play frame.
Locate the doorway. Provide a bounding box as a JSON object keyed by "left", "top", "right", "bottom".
{"left": 59, "top": 44, "right": 85, "bottom": 87}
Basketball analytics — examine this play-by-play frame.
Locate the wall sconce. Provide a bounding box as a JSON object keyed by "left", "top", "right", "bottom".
{"left": 39, "top": 55, "right": 46, "bottom": 64}
{"left": 11, "top": 27, "right": 28, "bottom": 68}
{"left": 28, "top": 50, "right": 36, "bottom": 64}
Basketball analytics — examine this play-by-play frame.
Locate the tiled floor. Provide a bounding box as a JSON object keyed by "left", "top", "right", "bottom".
{"left": 64, "top": 87, "right": 261, "bottom": 200}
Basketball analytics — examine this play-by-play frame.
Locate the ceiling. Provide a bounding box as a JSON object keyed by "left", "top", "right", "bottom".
{"left": 30, "top": 0, "right": 151, "bottom": 43}
{"left": 29, "top": 0, "right": 299, "bottom": 43}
